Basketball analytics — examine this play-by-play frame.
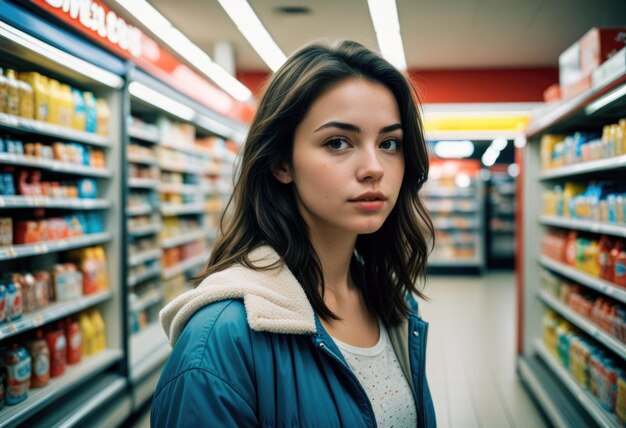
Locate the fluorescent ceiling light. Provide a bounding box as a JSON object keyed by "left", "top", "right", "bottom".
{"left": 0, "top": 22, "right": 123, "bottom": 88}
{"left": 455, "top": 173, "right": 471, "bottom": 188}
{"left": 491, "top": 138, "right": 508, "bottom": 151}
{"left": 585, "top": 83, "right": 626, "bottom": 115}
{"left": 481, "top": 147, "right": 500, "bottom": 167}
{"left": 434, "top": 140, "right": 474, "bottom": 158}
{"left": 367, "top": 0, "right": 407, "bottom": 70}
{"left": 129, "top": 81, "right": 195, "bottom": 121}
{"left": 113, "top": 0, "right": 252, "bottom": 102}
{"left": 217, "top": 0, "right": 287, "bottom": 72}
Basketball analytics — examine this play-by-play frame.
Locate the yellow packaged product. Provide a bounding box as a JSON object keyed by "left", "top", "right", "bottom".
{"left": 19, "top": 72, "right": 49, "bottom": 122}
{"left": 540, "top": 134, "right": 564, "bottom": 170}
{"left": 543, "top": 310, "right": 560, "bottom": 355}
{"left": 582, "top": 239, "right": 600, "bottom": 277}
{"left": 96, "top": 98, "right": 110, "bottom": 136}
{"left": 47, "top": 79, "right": 61, "bottom": 124}
{"left": 0, "top": 68, "right": 7, "bottom": 113}
{"left": 79, "top": 312, "right": 95, "bottom": 357}
{"left": 18, "top": 79, "right": 34, "bottom": 119}
{"left": 616, "top": 372, "right": 626, "bottom": 424}
{"left": 93, "top": 246, "right": 108, "bottom": 291}
{"left": 59, "top": 84, "right": 74, "bottom": 128}
{"left": 618, "top": 119, "right": 626, "bottom": 156}
{"left": 72, "top": 89, "right": 86, "bottom": 130}
{"left": 89, "top": 308, "right": 106, "bottom": 353}
{"left": 4, "top": 69, "right": 20, "bottom": 116}
{"left": 563, "top": 182, "right": 585, "bottom": 218}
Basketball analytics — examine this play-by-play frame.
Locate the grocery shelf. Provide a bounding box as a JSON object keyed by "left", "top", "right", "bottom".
{"left": 538, "top": 289, "right": 626, "bottom": 360}
{"left": 0, "top": 290, "right": 113, "bottom": 340}
{"left": 0, "top": 113, "right": 110, "bottom": 147}
{"left": 422, "top": 189, "right": 475, "bottom": 198}
{"left": 540, "top": 216, "right": 626, "bottom": 238}
{"left": 539, "top": 154, "right": 626, "bottom": 180}
{"left": 158, "top": 159, "right": 203, "bottom": 174}
{"left": 0, "top": 153, "right": 112, "bottom": 177}
{"left": 161, "top": 253, "right": 208, "bottom": 280}
{"left": 534, "top": 340, "right": 622, "bottom": 428}
{"left": 159, "top": 140, "right": 206, "bottom": 157}
{"left": 160, "top": 202, "right": 205, "bottom": 216}
{"left": 159, "top": 183, "right": 201, "bottom": 194}
{"left": 433, "top": 220, "right": 478, "bottom": 230}
{"left": 130, "top": 289, "right": 163, "bottom": 313}
{"left": 128, "top": 178, "right": 160, "bottom": 189}
{"left": 0, "top": 232, "right": 111, "bottom": 261}
{"left": 127, "top": 153, "right": 156, "bottom": 165}
{"left": 0, "top": 349, "right": 123, "bottom": 427}
{"left": 426, "top": 202, "right": 477, "bottom": 213}
{"left": 128, "top": 223, "right": 162, "bottom": 237}
{"left": 160, "top": 229, "right": 205, "bottom": 249}
{"left": 129, "top": 125, "right": 160, "bottom": 144}
{"left": 130, "top": 322, "right": 170, "bottom": 383}
{"left": 126, "top": 205, "right": 154, "bottom": 216}
{"left": 128, "top": 248, "right": 162, "bottom": 267}
{"left": 0, "top": 196, "right": 110, "bottom": 210}
{"left": 539, "top": 255, "right": 626, "bottom": 305}
{"left": 128, "top": 266, "right": 161, "bottom": 287}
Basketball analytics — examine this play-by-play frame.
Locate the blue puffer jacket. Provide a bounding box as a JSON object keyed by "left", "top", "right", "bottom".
{"left": 152, "top": 247, "right": 436, "bottom": 427}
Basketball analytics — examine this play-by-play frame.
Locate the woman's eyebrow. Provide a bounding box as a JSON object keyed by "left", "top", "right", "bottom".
{"left": 314, "top": 121, "right": 402, "bottom": 134}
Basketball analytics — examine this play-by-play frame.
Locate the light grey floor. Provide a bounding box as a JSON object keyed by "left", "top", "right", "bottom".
{"left": 132, "top": 271, "right": 548, "bottom": 428}
{"left": 421, "top": 271, "right": 548, "bottom": 428}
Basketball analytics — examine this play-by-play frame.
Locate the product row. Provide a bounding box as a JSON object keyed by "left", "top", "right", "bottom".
{"left": 0, "top": 168, "right": 99, "bottom": 200}
{"left": 541, "top": 230, "right": 626, "bottom": 286}
{"left": 0, "top": 212, "right": 105, "bottom": 245}
{"left": 540, "top": 119, "right": 626, "bottom": 170}
{"left": 0, "top": 309, "right": 107, "bottom": 408}
{"left": 543, "top": 311, "right": 626, "bottom": 421}
{"left": 543, "top": 181, "right": 626, "bottom": 224}
{"left": 0, "top": 66, "right": 110, "bottom": 135}
{"left": 0, "top": 137, "right": 107, "bottom": 169}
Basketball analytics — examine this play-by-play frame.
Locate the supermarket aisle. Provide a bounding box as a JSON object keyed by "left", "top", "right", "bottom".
{"left": 422, "top": 272, "right": 547, "bottom": 428}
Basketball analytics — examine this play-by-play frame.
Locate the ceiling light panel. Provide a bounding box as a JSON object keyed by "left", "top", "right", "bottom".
{"left": 217, "top": 0, "right": 287, "bottom": 72}
{"left": 367, "top": 0, "right": 407, "bottom": 70}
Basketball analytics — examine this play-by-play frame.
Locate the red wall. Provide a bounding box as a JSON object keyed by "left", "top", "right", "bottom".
{"left": 238, "top": 68, "right": 558, "bottom": 104}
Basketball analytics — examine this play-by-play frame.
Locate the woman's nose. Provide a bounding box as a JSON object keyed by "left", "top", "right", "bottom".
{"left": 357, "top": 147, "right": 384, "bottom": 182}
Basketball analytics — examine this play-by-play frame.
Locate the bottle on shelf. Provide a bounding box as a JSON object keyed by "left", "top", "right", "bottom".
{"left": 27, "top": 329, "right": 50, "bottom": 388}
{"left": 4, "top": 69, "right": 20, "bottom": 117}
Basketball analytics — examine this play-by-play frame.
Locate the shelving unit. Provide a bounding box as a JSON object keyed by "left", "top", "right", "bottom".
{"left": 0, "top": 16, "right": 126, "bottom": 426}
{"left": 425, "top": 159, "right": 486, "bottom": 271}
{"left": 518, "top": 51, "right": 626, "bottom": 427}
{"left": 123, "top": 69, "right": 245, "bottom": 411}
{"left": 488, "top": 166, "right": 516, "bottom": 266}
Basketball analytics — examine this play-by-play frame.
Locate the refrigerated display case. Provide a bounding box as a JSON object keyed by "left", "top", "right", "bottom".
{"left": 517, "top": 47, "right": 626, "bottom": 428}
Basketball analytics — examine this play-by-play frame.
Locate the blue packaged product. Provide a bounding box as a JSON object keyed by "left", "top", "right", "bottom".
{"left": 6, "top": 276, "right": 22, "bottom": 322}
{"left": 0, "top": 137, "right": 5, "bottom": 152}
{"left": 14, "top": 140, "right": 23, "bottom": 156}
{"left": 82, "top": 145, "right": 90, "bottom": 166}
{"left": 2, "top": 345, "right": 31, "bottom": 405}
{"left": 84, "top": 92, "right": 97, "bottom": 133}
{"left": 0, "top": 283, "right": 6, "bottom": 323}
{"left": 87, "top": 212, "right": 103, "bottom": 234}
{"left": 77, "top": 179, "right": 97, "bottom": 199}
{"left": 3, "top": 173, "right": 15, "bottom": 196}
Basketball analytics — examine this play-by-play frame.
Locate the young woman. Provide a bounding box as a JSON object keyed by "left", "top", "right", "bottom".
{"left": 152, "top": 40, "right": 436, "bottom": 427}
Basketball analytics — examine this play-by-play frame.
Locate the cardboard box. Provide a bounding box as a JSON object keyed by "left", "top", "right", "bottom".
{"left": 559, "top": 27, "right": 626, "bottom": 99}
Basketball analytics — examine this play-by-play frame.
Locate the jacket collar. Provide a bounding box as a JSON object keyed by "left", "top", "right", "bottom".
{"left": 160, "top": 246, "right": 317, "bottom": 346}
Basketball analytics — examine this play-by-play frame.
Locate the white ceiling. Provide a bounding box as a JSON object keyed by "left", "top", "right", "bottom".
{"left": 149, "top": 0, "right": 626, "bottom": 71}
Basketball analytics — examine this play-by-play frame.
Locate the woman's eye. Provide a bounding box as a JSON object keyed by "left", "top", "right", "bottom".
{"left": 326, "top": 138, "right": 350, "bottom": 151}
{"left": 380, "top": 139, "right": 400, "bottom": 152}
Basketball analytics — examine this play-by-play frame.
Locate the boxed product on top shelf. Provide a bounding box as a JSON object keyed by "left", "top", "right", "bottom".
{"left": 0, "top": 307, "right": 107, "bottom": 409}
{"left": 541, "top": 228, "right": 626, "bottom": 286}
{"left": 543, "top": 181, "right": 626, "bottom": 225}
{"left": 542, "top": 310, "right": 626, "bottom": 420}
{"left": 0, "top": 66, "right": 110, "bottom": 135}
{"left": 540, "top": 120, "right": 626, "bottom": 170}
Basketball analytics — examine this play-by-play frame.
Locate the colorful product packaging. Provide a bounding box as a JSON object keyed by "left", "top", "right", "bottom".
{"left": 27, "top": 329, "right": 50, "bottom": 388}
{"left": 2, "top": 344, "right": 31, "bottom": 405}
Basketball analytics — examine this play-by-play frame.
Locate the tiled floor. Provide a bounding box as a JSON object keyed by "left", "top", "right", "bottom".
{"left": 132, "top": 271, "right": 548, "bottom": 428}
{"left": 422, "top": 271, "right": 548, "bottom": 428}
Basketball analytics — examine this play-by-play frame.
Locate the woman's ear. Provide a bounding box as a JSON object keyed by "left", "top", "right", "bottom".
{"left": 271, "top": 161, "right": 293, "bottom": 184}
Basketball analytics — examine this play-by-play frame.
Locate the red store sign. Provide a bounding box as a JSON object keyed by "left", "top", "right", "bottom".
{"left": 31, "top": 0, "right": 254, "bottom": 123}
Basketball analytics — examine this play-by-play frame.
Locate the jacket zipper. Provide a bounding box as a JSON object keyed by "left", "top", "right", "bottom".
{"left": 315, "top": 340, "right": 378, "bottom": 427}
{"left": 411, "top": 318, "right": 427, "bottom": 428}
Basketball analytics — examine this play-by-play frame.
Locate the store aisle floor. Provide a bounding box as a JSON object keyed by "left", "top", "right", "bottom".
{"left": 422, "top": 271, "right": 547, "bottom": 428}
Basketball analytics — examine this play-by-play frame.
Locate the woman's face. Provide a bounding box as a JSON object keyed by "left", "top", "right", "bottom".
{"left": 274, "top": 77, "right": 405, "bottom": 238}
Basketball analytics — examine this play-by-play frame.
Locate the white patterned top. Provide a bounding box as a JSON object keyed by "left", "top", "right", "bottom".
{"left": 332, "top": 321, "right": 417, "bottom": 427}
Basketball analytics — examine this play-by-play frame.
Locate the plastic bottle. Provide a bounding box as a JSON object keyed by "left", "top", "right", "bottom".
{"left": 4, "top": 69, "right": 20, "bottom": 116}
{"left": 6, "top": 274, "right": 23, "bottom": 322}
{"left": 72, "top": 89, "right": 86, "bottom": 131}
{"left": 96, "top": 98, "right": 110, "bottom": 136}
{"left": 615, "top": 243, "right": 626, "bottom": 288}
{"left": 79, "top": 311, "right": 95, "bottom": 357}
{"left": 89, "top": 308, "right": 106, "bottom": 353}
{"left": 18, "top": 80, "right": 34, "bottom": 119}
{"left": 46, "top": 322, "right": 67, "bottom": 377}
{"left": 47, "top": 79, "right": 61, "bottom": 125}
{"left": 599, "top": 236, "right": 614, "bottom": 281}
{"left": 1, "top": 344, "right": 31, "bottom": 405}
{"left": 27, "top": 329, "right": 50, "bottom": 388}
{"left": 93, "top": 246, "right": 108, "bottom": 291}
{"left": 65, "top": 316, "right": 82, "bottom": 364}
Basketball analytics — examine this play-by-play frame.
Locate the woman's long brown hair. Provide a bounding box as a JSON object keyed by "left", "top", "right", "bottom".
{"left": 196, "top": 40, "right": 434, "bottom": 327}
